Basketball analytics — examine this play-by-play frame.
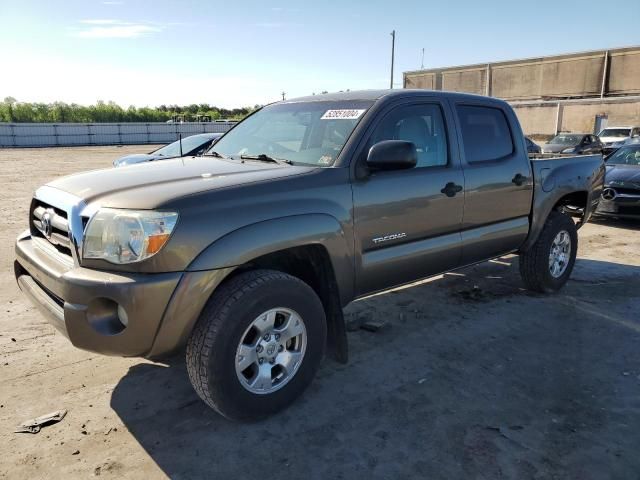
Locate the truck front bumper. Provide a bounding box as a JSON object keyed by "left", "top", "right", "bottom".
{"left": 15, "top": 231, "right": 231, "bottom": 358}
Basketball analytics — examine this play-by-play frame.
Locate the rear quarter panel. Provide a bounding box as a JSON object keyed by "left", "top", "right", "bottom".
{"left": 521, "top": 154, "right": 604, "bottom": 251}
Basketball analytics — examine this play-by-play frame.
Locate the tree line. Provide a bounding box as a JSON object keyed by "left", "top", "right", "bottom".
{"left": 0, "top": 97, "right": 258, "bottom": 123}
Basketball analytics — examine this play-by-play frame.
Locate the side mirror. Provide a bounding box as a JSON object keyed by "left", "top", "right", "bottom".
{"left": 367, "top": 140, "right": 417, "bottom": 170}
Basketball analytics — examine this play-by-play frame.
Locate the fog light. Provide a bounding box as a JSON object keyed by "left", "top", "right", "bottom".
{"left": 117, "top": 305, "right": 129, "bottom": 327}
{"left": 86, "top": 298, "right": 127, "bottom": 335}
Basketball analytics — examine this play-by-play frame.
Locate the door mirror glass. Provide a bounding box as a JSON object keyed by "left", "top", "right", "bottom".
{"left": 367, "top": 140, "right": 417, "bottom": 170}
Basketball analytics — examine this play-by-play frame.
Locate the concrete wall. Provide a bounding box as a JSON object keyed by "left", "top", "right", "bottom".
{"left": 609, "top": 49, "right": 640, "bottom": 95}
{"left": 511, "top": 104, "right": 559, "bottom": 137}
{"left": 512, "top": 98, "right": 640, "bottom": 137}
{"left": 404, "top": 46, "right": 640, "bottom": 137}
{"left": 441, "top": 67, "right": 486, "bottom": 96}
{"left": 404, "top": 45, "right": 640, "bottom": 101}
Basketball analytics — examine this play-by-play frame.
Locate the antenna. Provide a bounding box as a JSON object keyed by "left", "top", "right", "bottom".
{"left": 179, "top": 133, "right": 183, "bottom": 156}
{"left": 389, "top": 30, "right": 396, "bottom": 89}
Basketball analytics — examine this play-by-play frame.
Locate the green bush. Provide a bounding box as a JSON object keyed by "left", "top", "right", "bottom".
{"left": 0, "top": 98, "right": 255, "bottom": 123}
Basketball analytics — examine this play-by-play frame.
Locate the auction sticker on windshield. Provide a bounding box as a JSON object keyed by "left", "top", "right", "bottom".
{"left": 321, "top": 109, "right": 366, "bottom": 120}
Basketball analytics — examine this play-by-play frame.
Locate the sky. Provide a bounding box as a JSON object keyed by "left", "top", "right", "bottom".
{"left": 0, "top": 0, "right": 638, "bottom": 108}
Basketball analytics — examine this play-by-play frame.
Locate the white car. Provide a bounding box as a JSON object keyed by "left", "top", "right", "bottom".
{"left": 598, "top": 126, "right": 640, "bottom": 154}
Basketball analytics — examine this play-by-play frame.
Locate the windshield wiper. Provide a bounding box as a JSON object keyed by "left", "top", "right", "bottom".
{"left": 240, "top": 153, "right": 292, "bottom": 165}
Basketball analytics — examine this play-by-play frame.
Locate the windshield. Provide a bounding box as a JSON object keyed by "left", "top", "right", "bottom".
{"left": 606, "top": 146, "right": 640, "bottom": 166}
{"left": 549, "top": 134, "right": 582, "bottom": 145}
{"left": 209, "top": 100, "right": 374, "bottom": 166}
{"left": 153, "top": 135, "right": 211, "bottom": 157}
{"left": 599, "top": 128, "right": 631, "bottom": 138}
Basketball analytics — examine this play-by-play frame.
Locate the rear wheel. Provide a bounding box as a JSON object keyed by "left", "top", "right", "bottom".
{"left": 186, "top": 269, "right": 326, "bottom": 420}
{"left": 519, "top": 211, "right": 578, "bottom": 293}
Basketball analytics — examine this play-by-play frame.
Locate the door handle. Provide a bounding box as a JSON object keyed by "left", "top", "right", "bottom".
{"left": 512, "top": 173, "right": 527, "bottom": 186}
{"left": 441, "top": 182, "right": 463, "bottom": 197}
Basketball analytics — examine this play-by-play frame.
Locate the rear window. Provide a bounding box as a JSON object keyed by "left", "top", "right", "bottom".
{"left": 457, "top": 105, "right": 514, "bottom": 163}
{"left": 599, "top": 128, "right": 631, "bottom": 138}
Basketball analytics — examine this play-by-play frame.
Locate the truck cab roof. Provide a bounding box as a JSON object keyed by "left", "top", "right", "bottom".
{"left": 283, "top": 89, "right": 508, "bottom": 105}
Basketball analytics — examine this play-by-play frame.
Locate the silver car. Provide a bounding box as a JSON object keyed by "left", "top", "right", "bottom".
{"left": 113, "top": 133, "right": 223, "bottom": 167}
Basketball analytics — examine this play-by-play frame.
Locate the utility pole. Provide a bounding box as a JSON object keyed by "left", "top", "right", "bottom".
{"left": 421, "top": 48, "right": 425, "bottom": 69}
{"left": 281, "top": 91, "right": 286, "bottom": 101}
{"left": 389, "top": 30, "right": 395, "bottom": 89}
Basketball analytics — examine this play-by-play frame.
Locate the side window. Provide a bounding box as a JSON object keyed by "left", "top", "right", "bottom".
{"left": 457, "top": 105, "right": 514, "bottom": 163}
{"left": 369, "top": 104, "right": 448, "bottom": 168}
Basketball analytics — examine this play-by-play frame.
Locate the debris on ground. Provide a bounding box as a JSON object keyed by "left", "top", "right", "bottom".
{"left": 14, "top": 409, "right": 68, "bottom": 434}
{"left": 360, "top": 320, "right": 391, "bottom": 333}
{"left": 455, "top": 285, "right": 486, "bottom": 302}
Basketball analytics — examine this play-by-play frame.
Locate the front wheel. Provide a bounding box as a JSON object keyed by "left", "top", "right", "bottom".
{"left": 519, "top": 211, "right": 578, "bottom": 293}
{"left": 186, "top": 269, "right": 327, "bottom": 420}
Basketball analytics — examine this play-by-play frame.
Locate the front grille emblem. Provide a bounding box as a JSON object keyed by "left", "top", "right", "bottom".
{"left": 602, "top": 188, "right": 617, "bottom": 201}
{"left": 41, "top": 211, "right": 53, "bottom": 238}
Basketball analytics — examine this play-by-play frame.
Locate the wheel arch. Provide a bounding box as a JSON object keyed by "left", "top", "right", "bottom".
{"left": 149, "top": 214, "right": 353, "bottom": 361}
{"left": 521, "top": 188, "right": 591, "bottom": 253}
{"left": 186, "top": 214, "right": 354, "bottom": 305}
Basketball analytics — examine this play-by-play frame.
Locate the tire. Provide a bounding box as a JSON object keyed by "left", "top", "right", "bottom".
{"left": 186, "top": 269, "right": 327, "bottom": 421}
{"left": 519, "top": 211, "right": 578, "bottom": 293}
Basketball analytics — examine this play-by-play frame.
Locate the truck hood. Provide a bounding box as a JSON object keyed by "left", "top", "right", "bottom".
{"left": 600, "top": 136, "right": 628, "bottom": 145}
{"left": 605, "top": 164, "right": 640, "bottom": 188}
{"left": 47, "top": 156, "right": 316, "bottom": 209}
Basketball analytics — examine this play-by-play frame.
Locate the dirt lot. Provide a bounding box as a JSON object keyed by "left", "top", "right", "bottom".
{"left": 1, "top": 146, "right": 639, "bottom": 479}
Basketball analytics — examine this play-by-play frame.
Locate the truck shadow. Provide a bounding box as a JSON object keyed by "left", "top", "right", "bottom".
{"left": 111, "top": 257, "right": 640, "bottom": 479}
{"left": 590, "top": 216, "right": 640, "bottom": 231}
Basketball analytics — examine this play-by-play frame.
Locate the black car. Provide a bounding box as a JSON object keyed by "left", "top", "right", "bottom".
{"left": 113, "top": 133, "right": 224, "bottom": 167}
{"left": 542, "top": 133, "right": 603, "bottom": 155}
{"left": 595, "top": 144, "right": 640, "bottom": 218}
{"left": 525, "top": 137, "right": 541, "bottom": 154}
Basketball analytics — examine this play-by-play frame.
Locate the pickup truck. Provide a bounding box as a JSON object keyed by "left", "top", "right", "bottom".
{"left": 14, "top": 90, "right": 604, "bottom": 420}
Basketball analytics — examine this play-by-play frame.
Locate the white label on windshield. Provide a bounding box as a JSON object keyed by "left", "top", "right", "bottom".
{"left": 321, "top": 109, "right": 366, "bottom": 120}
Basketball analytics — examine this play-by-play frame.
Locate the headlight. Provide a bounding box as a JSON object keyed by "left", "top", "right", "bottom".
{"left": 83, "top": 209, "right": 178, "bottom": 264}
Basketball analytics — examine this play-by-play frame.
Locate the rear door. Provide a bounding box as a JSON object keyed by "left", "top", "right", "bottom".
{"left": 452, "top": 102, "right": 533, "bottom": 265}
{"left": 352, "top": 99, "right": 465, "bottom": 296}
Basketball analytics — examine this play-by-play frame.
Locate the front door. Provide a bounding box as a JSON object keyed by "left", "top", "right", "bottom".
{"left": 352, "top": 101, "right": 465, "bottom": 296}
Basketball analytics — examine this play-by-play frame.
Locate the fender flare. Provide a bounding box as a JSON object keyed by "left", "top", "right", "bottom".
{"left": 521, "top": 161, "right": 600, "bottom": 252}
{"left": 186, "top": 213, "right": 355, "bottom": 306}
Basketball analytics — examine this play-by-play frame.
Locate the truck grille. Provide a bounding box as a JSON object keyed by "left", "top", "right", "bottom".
{"left": 30, "top": 199, "right": 73, "bottom": 257}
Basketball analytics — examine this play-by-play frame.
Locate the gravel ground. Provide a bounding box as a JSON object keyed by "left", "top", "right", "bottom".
{"left": 0, "top": 146, "right": 639, "bottom": 480}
